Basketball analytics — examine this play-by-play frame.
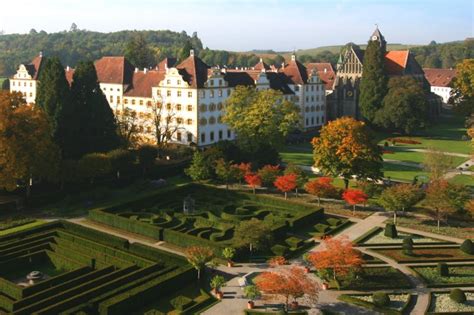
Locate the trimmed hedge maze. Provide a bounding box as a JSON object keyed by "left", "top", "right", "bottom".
{"left": 89, "top": 184, "right": 345, "bottom": 258}
{"left": 0, "top": 220, "right": 198, "bottom": 315}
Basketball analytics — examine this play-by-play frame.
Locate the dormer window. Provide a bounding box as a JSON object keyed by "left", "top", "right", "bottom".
{"left": 294, "top": 86, "right": 299, "bottom": 92}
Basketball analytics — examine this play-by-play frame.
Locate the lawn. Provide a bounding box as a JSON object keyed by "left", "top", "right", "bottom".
{"left": 449, "top": 174, "right": 474, "bottom": 187}
{"left": 360, "top": 229, "right": 442, "bottom": 245}
{"left": 413, "top": 265, "right": 474, "bottom": 286}
{"left": 429, "top": 292, "right": 474, "bottom": 313}
{"left": 383, "top": 146, "right": 467, "bottom": 166}
{"left": 382, "top": 162, "right": 429, "bottom": 183}
{"left": 331, "top": 267, "right": 412, "bottom": 290}
{"left": 394, "top": 217, "right": 474, "bottom": 240}
{"left": 373, "top": 247, "right": 473, "bottom": 263}
{"left": 339, "top": 293, "right": 412, "bottom": 314}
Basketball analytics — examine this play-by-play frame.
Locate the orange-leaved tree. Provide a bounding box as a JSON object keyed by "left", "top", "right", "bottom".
{"left": 307, "top": 236, "right": 362, "bottom": 282}
{"left": 232, "top": 162, "right": 252, "bottom": 184}
{"left": 305, "top": 177, "right": 340, "bottom": 205}
{"left": 342, "top": 189, "right": 368, "bottom": 215}
{"left": 257, "top": 164, "right": 281, "bottom": 187}
{"left": 245, "top": 173, "right": 262, "bottom": 194}
{"left": 274, "top": 174, "right": 297, "bottom": 199}
{"left": 255, "top": 266, "right": 319, "bottom": 310}
{"left": 185, "top": 246, "right": 214, "bottom": 279}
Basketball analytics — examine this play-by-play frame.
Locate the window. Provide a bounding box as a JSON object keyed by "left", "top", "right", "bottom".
{"left": 217, "top": 103, "right": 223, "bottom": 110}
{"left": 218, "top": 89, "right": 222, "bottom": 97}
{"left": 200, "top": 118, "right": 207, "bottom": 126}
{"left": 167, "top": 90, "right": 171, "bottom": 97}
{"left": 187, "top": 119, "right": 193, "bottom": 125}
{"left": 166, "top": 103, "right": 172, "bottom": 110}
{"left": 117, "top": 88, "right": 120, "bottom": 92}
{"left": 23, "top": 82, "right": 26, "bottom": 87}
{"left": 132, "top": 99, "right": 136, "bottom": 105}
{"left": 200, "top": 104, "right": 207, "bottom": 112}
{"left": 176, "top": 104, "right": 182, "bottom": 111}
{"left": 219, "top": 79, "right": 223, "bottom": 86}
{"left": 177, "top": 132, "right": 182, "bottom": 141}
{"left": 210, "top": 80, "right": 214, "bottom": 86}
{"left": 218, "top": 130, "right": 223, "bottom": 140}
{"left": 210, "top": 131, "right": 215, "bottom": 141}
{"left": 311, "top": 85, "right": 314, "bottom": 91}
{"left": 29, "top": 92, "right": 33, "bottom": 97}
{"left": 12, "top": 81, "right": 15, "bottom": 86}
{"left": 157, "top": 90, "right": 161, "bottom": 96}
{"left": 311, "top": 96, "right": 314, "bottom": 102}
{"left": 227, "top": 130, "right": 231, "bottom": 138}
{"left": 146, "top": 101, "right": 151, "bottom": 107}
{"left": 200, "top": 90, "right": 205, "bottom": 98}
{"left": 166, "top": 79, "right": 171, "bottom": 85}
{"left": 305, "top": 118, "right": 309, "bottom": 126}
{"left": 124, "top": 99, "right": 129, "bottom": 104}
{"left": 295, "top": 86, "right": 299, "bottom": 92}
{"left": 139, "top": 100, "right": 144, "bottom": 105}
{"left": 187, "top": 133, "right": 193, "bottom": 142}
{"left": 306, "top": 96, "right": 309, "bottom": 102}
{"left": 311, "top": 117, "right": 314, "bottom": 125}
{"left": 209, "top": 103, "right": 216, "bottom": 111}
{"left": 109, "top": 96, "right": 113, "bottom": 103}
{"left": 217, "top": 115, "right": 222, "bottom": 123}
{"left": 201, "top": 133, "right": 206, "bottom": 143}
{"left": 177, "top": 90, "right": 182, "bottom": 97}
{"left": 177, "top": 80, "right": 181, "bottom": 85}
{"left": 110, "top": 88, "right": 113, "bottom": 91}
{"left": 176, "top": 117, "right": 183, "bottom": 124}
{"left": 188, "top": 91, "right": 192, "bottom": 97}
{"left": 305, "top": 106, "right": 310, "bottom": 112}
{"left": 117, "top": 96, "right": 121, "bottom": 104}
{"left": 311, "top": 106, "right": 315, "bottom": 112}
{"left": 30, "top": 82, "right": 32, "bottom": 87}
{"left": 210, "top": 90, "right": 214, "bottom": 98}
{"left": 209, "top": 116, "right": 216, "bottom": 125}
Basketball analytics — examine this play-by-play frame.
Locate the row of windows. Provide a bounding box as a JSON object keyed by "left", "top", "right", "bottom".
{"left": 200, "top": 103, "right": 224, "bottom": 112}
{"left": 201, "top": 129, "right": 232, "bottom": 143}
{"left": 164, "top": 78, "right": 224, "bottom": 88}
{"left": 11, "top": 81, "right": 33, "bottom": 87}
{"left": 305, "top": 95, "right": 323, "bottom": 102}
{"left": 199, "top": 116, "right": 223, "bottom": 125}
{"left": 199, "top": 89, "right": 231, "bottom": 98}
{"left": 295, "top": 84, "right": 322, "bottom": 92}
{"left": 305, "top": 116, "right": 325, "bottom": 126}
{"left": 158, "top": 90, "right": 194, "bottom": 98}
{"left": 304, "top": 105, "right": 326, "bottom": 112}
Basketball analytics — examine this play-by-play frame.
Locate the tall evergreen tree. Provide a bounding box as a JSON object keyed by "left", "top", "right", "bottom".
{"left": 124, "top": 33, "right": 154, "bottom": 68}
{"left": 359, "top": 39, "right": 388, "bottom": 122}
{"left": 35, "top": 57, "right": 73, "bottom": 153}
{"left": 70, "top": 61, "right": 119, "bottom": 157}
{"left": 178, "top": 41, "right": 193, "bottom": 62}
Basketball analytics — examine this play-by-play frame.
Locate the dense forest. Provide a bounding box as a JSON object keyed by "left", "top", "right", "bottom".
{"left": 0, "top": 26, "right": 471, "bottom": 77}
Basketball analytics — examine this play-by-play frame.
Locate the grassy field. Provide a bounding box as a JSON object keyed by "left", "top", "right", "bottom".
{"left": 449, "top": 174, "right": 474, "bottom": 187}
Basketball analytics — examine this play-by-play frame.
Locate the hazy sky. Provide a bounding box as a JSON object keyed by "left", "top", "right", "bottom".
{"left": 1, "top": 0, "right": 472, "bottom": 51}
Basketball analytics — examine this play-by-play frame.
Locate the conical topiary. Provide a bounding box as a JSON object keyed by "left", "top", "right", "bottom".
{"left": 460, "top": 239, "right": 473, "bottom": 255}
{"left": 450, "top": 288, "right": 466, "bottom": 303}
{"left": 384, "top": 223, "right": 397, "bottom": 238}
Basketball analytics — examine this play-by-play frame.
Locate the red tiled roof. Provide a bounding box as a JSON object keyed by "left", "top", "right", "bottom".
{"left": 384, "top": 51, "right": 409, "bottom": 75}
{"left": 254, "top": 58, "right": 270, "bottom": 71}
{"left": 306, "top": 62, "right": 336, "bottom": 90}
{"left": 94, "top": 56, "right": 134, "bottom": 85}
{"left": 176, "top": 55, "right": 210, "bottom": 88}
{"left": 281, "top": 58, "right": 308, "bottom": 85}
{"left": 25, "top": 55, "right": 45, "bottom": 80}
{"left": 156, "top": 58, "right": 177, "bottom": 72}
{"left": 124, "top": 70, "right": 165, "bottom": 97}
{"left": 423, "top": 68, "right": 456, "bottom": 87}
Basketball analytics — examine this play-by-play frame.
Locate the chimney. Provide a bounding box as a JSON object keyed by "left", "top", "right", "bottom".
{"left": 144, "top": 68, "right": 147, "bottom": 74}
{"left": 324, "top": 68, "right": 327, "bottom": 73}
{"left": 135, "top": 67, "right": 139, "bottom": 73}
{"left": 281, "top": 62, "right": 285, "bottom": 69}
{"left": 259, "top": 57, "right": 263, "bottom": 63}
{"left": 190, "top": 49, "right": 194, "bottom": 57}
{"left": 66, "top": 66, "right": 70, "bottom": 71}
{"left": 39, "top": 51, "right": 43, "bottom": 57}
{"left": 291, "top": 54, "right": 296, "bottom": 61}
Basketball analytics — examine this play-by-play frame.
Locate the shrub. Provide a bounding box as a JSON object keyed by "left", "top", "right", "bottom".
{"left": 222, "top": 247, "right": 236, "bottom": 261}
{"left": 402, "top": 237, "right": 413, "bottom": 256}
{"left": 372, "top": 292, "right": 390, "bottom": 307}
{"left": 314, "top": 223, "right": 330, "bottom": 233}
{"left": 326, "top": 218, "right": 341, "bottom": 226}
{"left": 437, "top": 262, "right": 449, "bottom": 277}
{"left": 450, "top": 288, "right": 466, "bottom": 304}
{"left": 170, "top": 295, "right": 194, "bottom": 310}
{"left": 384, "top": 223, "right": 397, "bottom": 238}
{"left": 285, "top": 236, "right": 304, "bottom": 248}
{"left": 244, "top": 285, "right": 261, "bottom": 300}
{"left": 271, "top": 244, "right": 289, "bottom": 257}
{"left": 460, "top": 239, "right": 474, "bottom": 255}
{"left": 210, "top": 275, "right": 226, "bottom": 291}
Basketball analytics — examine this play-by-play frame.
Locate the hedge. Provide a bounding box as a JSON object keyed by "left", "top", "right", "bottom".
{"left": 170, "top": 295, "right": 194, "bottom": 310}
{"left": 338, "top": 294, "right": 413, "bottom": 315}
{"left": 59, "top": 221, "right": 129, "bottom": 250}
{"left": 162, "top": 228, "right": 224, "bottom": 255}
{"left": 128, "top": 243, "right": 186, "bottom": 267}
{"left": 0, "top": 278, "right": 22, "bottom": 300}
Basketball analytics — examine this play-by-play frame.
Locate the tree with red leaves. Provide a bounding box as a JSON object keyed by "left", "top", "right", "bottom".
{"left": 274, "top": 174, "right": 297, "bottom": 199}
{"left": 257, "top": 164, "right": 281, "bottom": 187}
{"left": 232, "top": 162, "right": 252, "bottom": 184}
{"left": 307, "top": 237, "right": 363, "bottom": 282}
{"left": 255, "top": 266, "right": 319, "bottom": 310}
{"left": 342, "top": 188, "right": 368, "bottom": 215}
{"left": 185, "top": 246, "right": 214, "bottom": 279}
{"left": 245, "top": 173, "right": 262, "bottom": 194}
{"left": 305, "top": 177, "right": 340, "bottom": 205}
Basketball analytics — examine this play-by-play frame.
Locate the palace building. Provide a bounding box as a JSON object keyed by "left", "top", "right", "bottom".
{"left": 423, "top": 68, "right": 457, "bottom": 104}
{"left": 10, "top": 51, "right": 326, "bottom": 147}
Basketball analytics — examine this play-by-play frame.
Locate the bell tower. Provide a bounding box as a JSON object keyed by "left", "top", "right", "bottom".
{"left": 370, "top": 25, "right": 387, "bottom": 52}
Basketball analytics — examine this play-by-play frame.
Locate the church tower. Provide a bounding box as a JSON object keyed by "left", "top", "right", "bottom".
{"left": 370, "top": 26, "right": 387, "bottom": 52}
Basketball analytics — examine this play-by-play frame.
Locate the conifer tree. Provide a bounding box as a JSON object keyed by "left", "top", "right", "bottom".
{"left": 70, "top": 61, "right": 119, "bottom": 157}
{"left": 359, "top": 39, "right": 388, "bottom": 122}
{"left": 35, "top": 57, "right": 72, "bottom": 151}
{"left": 124, "top": 33, "right": 154, "bottom": 68}
{"left": 178, "top": 41, "right": 193, "bottom": 62}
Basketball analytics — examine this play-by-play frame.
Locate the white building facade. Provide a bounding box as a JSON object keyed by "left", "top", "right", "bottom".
{"left": 423, "top": 68, "right": 456, "bottom": 104}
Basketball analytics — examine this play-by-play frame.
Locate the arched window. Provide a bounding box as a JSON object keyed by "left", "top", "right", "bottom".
{"left": 209, "top": 103, "right": 216, "bottom": 111}
{"left": 209, "top": 116, "right": 216, "bottom": 125}
{"left": 200, "top": 118, "right": 207, "bottom": 126}
{"left": 217, "top": 102, "right": 223, "bottom": 110}
{"left": 200, "top": 104, "right": 207, "bottom": 112}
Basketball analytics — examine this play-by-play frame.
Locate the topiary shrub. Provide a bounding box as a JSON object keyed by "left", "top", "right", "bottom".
{"left": 271, "top": 244, "right": 289, "bottom": 257}
{"left": 170, "top": 295, "right": 194, "bottom": 311}
{"left": 460, "top": 239, "right": 474, "bottom": 255}
{"left": 450, "top": 288, "right": 466, "bottom": 304}
{"left": 403, "top": 237, "right": 413, "bottom": 256}
{"left": 384, "top": 223, "right": 397, "bottom": 238}
{"left": 372, "top": 292, "right": 390, "bottom": 307}
{"left": 437, "top": 262, "right": 449, "bottom": 277}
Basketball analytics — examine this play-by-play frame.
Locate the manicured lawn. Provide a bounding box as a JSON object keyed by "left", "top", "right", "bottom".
{"left": 280, "top": 151, "right": 314, "bottom": 166}
{"left": 332, "top": 267, "right": 411, "bottom": 290}
{"left": 429, "top": 292, "right": 474, "bottom": 313}
{"left": 383, "top": 146, "right": 467, "bottom": 166}
{"left": 413, "top": 265, "right": 474, "bottom": 286}
{"left": 394, "top": 217, "right": 474, "bottom": 240}
{"left": 361, "top": 230, "right": 441, "bottom": 245}
{"left": 0, "top": 220, "right": 46, "bottom": 236}
{"left": 449, "top": 174, "right": 474, "bottom": 187}
{"left": 382, "top": 162, "right": 429, "bottom": 182}
{"left": 373, "top": 247, "right": 473, "bottom": 263}
{"left": 339, "top": 293, "right": 411, "bottom": 313}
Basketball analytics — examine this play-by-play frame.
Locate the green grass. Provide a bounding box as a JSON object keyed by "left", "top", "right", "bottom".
{"left": 413, "top": 265, "right": 474, "bottom": 285}
{"left": 332, "top": 267, "right": 411, "bottom": 290}
{"left": 394, "top": 217, "right": 473, "bottom": 240}
{"left": 383, "top": 147, "right": 467, "bottom": 166}
{"left": 449, "top": 174, "right": 474, "bottom": 187}
{"left": 382, "top": 162, "right": 429, "bottom": 182}
{"left": 3, "top": 259, "right": 66, "bottom": 282}
{"left": 0, "top": 220, "right": 46, "bottom": 236}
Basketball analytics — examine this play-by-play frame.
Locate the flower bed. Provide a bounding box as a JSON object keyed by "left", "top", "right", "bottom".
{"left": 373, "top": 247, "right": 473, "bottom": 263}
{"left": 428, "top": 292, "right": 474, "bottom": 313}
{"left": 412, "top": 265, "right": 474, "bottom": 287}
{"left": 387, "top": 138, "right": 422, "bottom": 145}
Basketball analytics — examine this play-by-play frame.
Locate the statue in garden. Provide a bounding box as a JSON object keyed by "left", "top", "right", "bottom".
{"left": 183, "top": 195, "right": 195, "bottom": 214}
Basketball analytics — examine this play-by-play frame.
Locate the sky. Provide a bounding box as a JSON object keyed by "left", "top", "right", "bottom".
{"left": 1, "top": 0, "right": 472, "bottom": 51}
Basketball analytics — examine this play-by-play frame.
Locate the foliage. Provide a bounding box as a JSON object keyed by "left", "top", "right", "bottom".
{"left": 274, "top": 174, "right": 297, "bottom": 199}
{"left": 312, "top": 117, "right": 383, "bottom": 187}
{"left": 257, "top": 165, "right": 281, "bottom": 187}
{"left": 214, "top": 158, "right": 239, "bottom": 189}
{"left": 372, "top": 292, "right": 390, "bottom": 307}
{"left": 232, "top": 162, "right": 252, "bottom": 183}
{"left": 378, "top": 183, "right": 422, "bottom": 213}
{"left": 450, "top": 288, "right": 466, "bottom": 304}
{"left": 359, "top": 38, "right": 388, "bottom": 122}
{"left": 255, "top": 267, "right": 319, "bottom": 310}
{"left": 170, "top": 295, "right": 194, "bottom": 311}
{"left": 356, "top": 180, "right": 382, "bottom": 198}
{"left": 223, "top": 86, "right": 300, "bottom": 148}
{"left": 0, "top": 92, "right": 60, "bottom": 196}
{"left": 450, "top": 59, "right": 474, "bottom": 117}
{"left": 107, "top": 149, "right": 134, "bottom": 179}
{"left": 78, "top": 153, "right": 112, "bottom": 184}
{"left": 245, "top": 173, "right": 262, "bottom": 194}
{"left": 308, "top": 237, "right": 363, "bottom": 281}
{"left": 233, "top": 218, "right": 272, "bottom": 252}
{"left": 222, "top": 247, "right": 236, "bottom": 261}
{"left": 284, "top": 163, "right": 308, "bottom": 190}
{"left": 402, "top": 237, "right": 413, "bottom": 256}
{"left": 460, "top": 239, "right": 474, "bottom": 255}
{"left": 413, "top": 40, "right": 473, "bottom": 69}
{"left": 124, "top": 33, "right": 154, "bottom": 68}
{"left": 342, "top": 189, "right": 368, "bottom": 213}
{"left": 243, "top": 285, "right": 261, "bottom": 301}
{"left": 423, "top": 148, "right": 454, "bottom": 180}
{"left": 384, "top": 223, "right": 398, "bottom": 238}
{"left": 438, "top": 262, "right": 449, "bottom": 277}
{"left": 137, "top": 144, "right": 157, "bottom": 176}
{"left": 116, "top": 108, "right": 141, "bottom": 148}
{"left": 185, "top": 151, "right": 211, "bottom": 182}
{"left": 210, "top": 275, "right": 226, "bottom": 291}
{"left": 70, "top": 61, "right": 119, "bottom": 157}
{"left": 268, "top": 256, "right": 287, "bottom": 267}
{"left": 184, "top": 246, "right": 214, "bottom": 279}
{"left": 304, "top": 177, "right": 339, "bottom": 204}
{"left": 375, "top": 76, "right": 429, "bottom": 134}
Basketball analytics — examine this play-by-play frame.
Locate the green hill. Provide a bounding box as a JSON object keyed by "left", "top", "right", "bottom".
{"left": 295, "top": 43, "right": 424, "bottom": 56}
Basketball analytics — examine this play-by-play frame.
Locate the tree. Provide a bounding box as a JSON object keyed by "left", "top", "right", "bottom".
{"left": 222, "top": 247, "right": 236, "bottom": 264}
{"left": 178, "top": 40, "right": 193, "bottom": 62}
{"left": 116, "top": 107, "right": 141, "bottom": 148}
{"left": 185, "top": 151, "right": 212, "bottom": 182}
{"left": 233, "top": 218, "right": 272, "bottom": 253}
{"left": 124, "top": 33, "right": 154, "bottom": 68}
{"left": 107, "top": 149, "right": 134, "bottom": 180}
{"left": 223, "top": 86, "right": 300, "bottom": 149}
{"left": 185, "top": 246, "right": 214, "bottom": 280}
{"left": 257, "top": 165, "right": 281, "bottom": 187}
{"left": 78, "top": 153, "right": 111, "bottom": 184}
{"left": 374, "top": 77, "right": 429, "bottom": 134}
{"left": 450, "top": 59, "right": 474, "bottom": 117}
{"left": 274, "top": 174, "right": 297, "bottom": 199}
{"left": 210, "top": 275, "right": 226, "bottom": 293}
{"left": 255, "top": 267, "right": 319, "bottom": 311}
{"left": 137, "top": 144, "right": 157, "bottom": 177}
{"left": 312, "top": 117, "right": 383, "bottom": 188}
{"left": 244, "top": 173, "right": 262, "bottom": 194}
{"left": 69, "top": 23, "right": 78, "bottom": 32}
{"left": 149, "top": 98, "right": 185, "bottom": 147}
{"left": 307, "top": 237, "right": 363, "bottom": 281}
{"left": 423, "top": 180, "right": 463, "bottom": 231}
{"left": 423, "top": 148, "right": 453, "bottom": 181}
{"left": 304, "top": 177, "right": 339, "bottom": 205}
{"left": 359, "top": 38, "right": 388, "bottom": 122}
{"left": 1, "top": 78, "right": 9, "bottom": 90}
{"left": 232, "top": 162, "right": 252, "bottom": 184}
{"left": 0, "top": 92, "right": 60, "bottom": 197}
{"left": 35, "top": 56, "right": 74, "bottom": 154}
{"left": 342, "top": 189, "right": 368, "bottom": 215}
{"left": 378, "top": 184, "right": 422, "bottom": 224}
{"left": 284, "top": 163, "right": 308, "bottom": 197}
{"left": 214, "top": 158, "right": 238, "bottom": 189}
{"left": 70, "top": 61, "right": 119, "bottom": 157}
